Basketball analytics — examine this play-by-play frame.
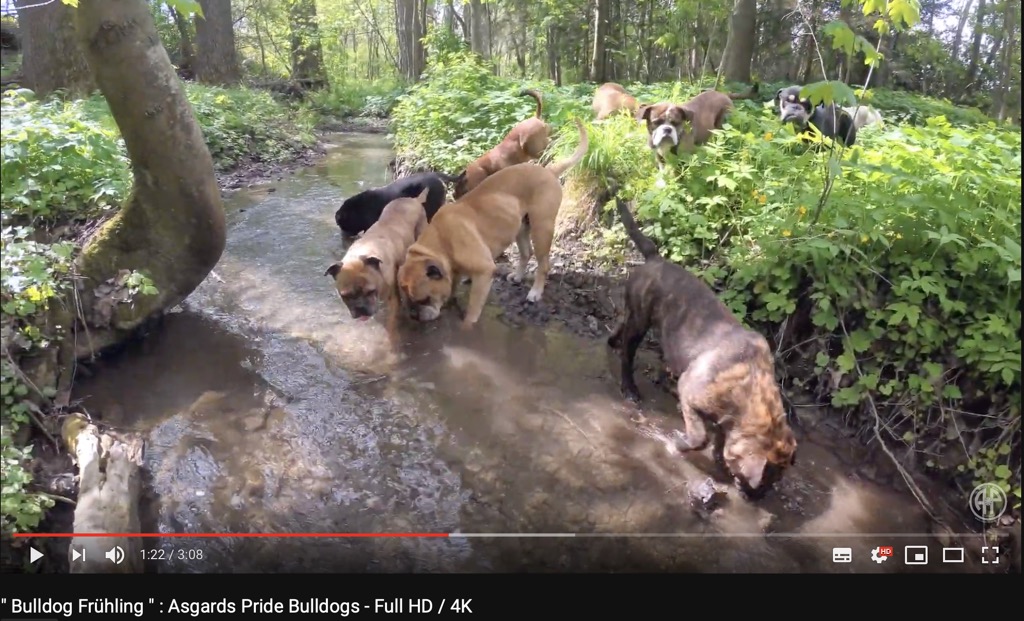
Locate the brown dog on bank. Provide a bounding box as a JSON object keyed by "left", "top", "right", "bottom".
{"left": 452, "top": 89, "right": 550, "bottom": 199}
{"left": 399, "top": 119, "right": 589, "bottom": 330}
{"left": 607, "top": 193, "right": 796, "bottom": 498}
{"left": 637, "top": 84, "right": 758, "bottom": 169}
{"left": 324, "top": 189, "right": 429, "bottom": 338}
{"left": 592, "top": 83, "right": 640, "bottom": 121}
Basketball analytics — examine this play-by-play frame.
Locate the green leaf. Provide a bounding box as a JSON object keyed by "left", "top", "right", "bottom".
{"left": 994, "top": 465, "right": 1011, "bottom": 480}
{"left": 888, "top": 0, "right": 922, "bottom": 30}
{"left": 166, "top": 0, "right": 203, "bottom": 18}
{"left": 801, "top": 81, "right": 858, "bottom": 107}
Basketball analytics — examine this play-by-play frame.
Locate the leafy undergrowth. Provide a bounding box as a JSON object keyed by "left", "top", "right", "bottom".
{"left": 392, "top": 52, "right": 1022, "bottom": 509}
{"left": 305, "top": 79, "right": 405, "bottom": 119}
{"left": 0, "top": 84, "right": 315, "bottom": 535}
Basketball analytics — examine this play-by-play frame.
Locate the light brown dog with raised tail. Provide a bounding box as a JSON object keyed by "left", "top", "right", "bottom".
{"left": 399, "top": 120, "right": 589, "bottom": 330}
{"left": 452, "top": 89, "right": 551, "bottom": 199}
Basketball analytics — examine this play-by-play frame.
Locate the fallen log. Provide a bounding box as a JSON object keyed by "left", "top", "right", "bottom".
{"left": 61, "top": 413, "right": 145, "bottom": 573}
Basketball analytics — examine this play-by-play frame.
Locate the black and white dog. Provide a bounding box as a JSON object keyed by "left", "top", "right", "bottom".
{"left": 334, "top": 171, "right": 457, "bottom": 237}
{"left": 774, "top": 85, "right": 858, "bottom": 147}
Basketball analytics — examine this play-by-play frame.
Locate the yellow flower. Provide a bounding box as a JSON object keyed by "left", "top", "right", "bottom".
{"left": 758, "top": 194, "right": 767, "bottom": 205}
{"left": 782, "top": 230, "right": 792, "bottom": 238}
{"left": 764, "top": 132, "right": 774, "bottom": 141}
{"left": 797, "top": 205, "right": 807, "bottom": 216}
{"left": 751, "top": 189, "right": 759, "bottom": 197}
{"left": 895, "top": 233, "right": 903, "bottom": 239}
{"left": 861, "top": 234, "right": 869, "bottom": 243}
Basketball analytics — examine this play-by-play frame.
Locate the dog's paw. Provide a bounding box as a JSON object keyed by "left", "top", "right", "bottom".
{"left": 673, "top": 430, "right": 699, "bottom": 451}
{"left": 526, "top": 289, "right": 542, "bottom": 304}
{"left": 622, "top": 387, "right": 642, "bottom": 404}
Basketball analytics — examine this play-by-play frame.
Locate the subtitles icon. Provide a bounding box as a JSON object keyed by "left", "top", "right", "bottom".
{"left": 904, "top": 545, "right": 928, "bottom": 565}
{"left": 105, "top": 545, "right": 125, "bottom": 565}
{"left": 870, "top": 545, "right": 893, "bottom": 563}
{"left": 832, "top": 547, "right": 853, "bottom": 563}
{"left": 942, "top": 547, "right": 965, "bottom": 563}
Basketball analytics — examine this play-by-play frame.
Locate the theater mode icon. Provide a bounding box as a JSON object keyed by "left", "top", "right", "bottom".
{"left": 832, "top": 547, "right": 853, "bottom": 563}
{"left": 942, "top": 547, "right": 965, "bottom": 563}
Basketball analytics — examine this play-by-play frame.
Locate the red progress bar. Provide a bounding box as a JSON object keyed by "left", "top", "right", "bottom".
{"left": 12, "top": 532, "right": 449, "bottom": 538}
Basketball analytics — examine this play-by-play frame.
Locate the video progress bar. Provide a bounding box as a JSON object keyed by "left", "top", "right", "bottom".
{"left": 13, "top": 532, "right": 987, "bottom": 539}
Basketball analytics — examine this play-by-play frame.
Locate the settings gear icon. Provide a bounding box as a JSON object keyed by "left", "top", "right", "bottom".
{"left": 870, "top": 547, "right": 889, "bottom": 563}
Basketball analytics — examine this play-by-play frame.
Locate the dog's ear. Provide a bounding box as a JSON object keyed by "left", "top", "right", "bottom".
{"left": 425, "top": 262, "right": 445, "bottom": 280}
{"left": 415, "top": 188, "right": 429, "bottom": 204}
{"left": 774, "top": 88, "right": 784, "bottom": 104}
{"left": 680, "top": 107, "right": 694, "bottom": 123}
{"left": 362, "top": 256, "right": 383, "bottom": 272}
{"left": 737, "top": 454, "right": 768, "bottom": 490}
{"left": 324, "top": 264, "right": 341, "bottom": 278}
{"left": 635, "top": 104, "right": 651, "bottom": 122}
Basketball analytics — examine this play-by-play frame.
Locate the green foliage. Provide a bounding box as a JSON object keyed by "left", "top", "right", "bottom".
{"left": 186, "top": 84, "right": 316, "bottom": 170}
{"left": 393, "top": 53, "right": 1022, "bottom": 495}
{"left": 0, "top": 228, "right": 71, "bottom": 534}
{"left": 305, "top": 80, "right": 405, "bottom": 118}
{"left": 1, "top": 81, "right": 314, "bottom": 534}
{"left": 1, "top": 90, "right": 130, "bottom": 223}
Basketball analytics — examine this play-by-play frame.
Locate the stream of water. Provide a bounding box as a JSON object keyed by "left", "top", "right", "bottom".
{"left": 71, "top": 133, "right": 983, "bottom": 573}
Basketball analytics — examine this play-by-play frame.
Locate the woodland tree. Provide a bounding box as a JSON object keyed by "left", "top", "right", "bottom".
{"left": 14, "top": 0, "right": 94, "bottom": 97}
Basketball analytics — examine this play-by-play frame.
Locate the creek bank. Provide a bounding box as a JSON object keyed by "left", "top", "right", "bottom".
{"left": 479, "top": 185, "right": 1018, "bottom": 561}
{"left": 7, "top": 127, "right": 343, "bottom": 574}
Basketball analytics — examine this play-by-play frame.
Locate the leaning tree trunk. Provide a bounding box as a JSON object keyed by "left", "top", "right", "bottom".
{"left": 73, "top": 0, "right": 226, "bottom": 356}
{"left": 14, "top": 0, "right": 94, "bottom": 97}
{"left": 194, "top": 0, "right": 240, "bottom": 86}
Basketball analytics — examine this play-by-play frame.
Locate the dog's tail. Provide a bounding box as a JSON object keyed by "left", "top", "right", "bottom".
{"left": 519, "top": 88, "right": 543, "bottom": 119}
{"left": 615, "top": 197, "right": 660, "bottom": 261}
{"left": 728, "top": 82, "right": 760, "bottom": 100}
{"left": 545, "top": 119, "right": 589, "bottom": 177}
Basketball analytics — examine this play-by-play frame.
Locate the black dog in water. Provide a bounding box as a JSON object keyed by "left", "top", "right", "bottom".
{"left": 334, "top": 172, "right": 457, "bottom": 237}
{"left": 774, "top": 85, "right": 858, "bottom": 147}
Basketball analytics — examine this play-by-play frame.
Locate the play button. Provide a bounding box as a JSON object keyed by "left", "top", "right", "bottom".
{"left": 30, "top": 547, "right": 44, "bottom": 564}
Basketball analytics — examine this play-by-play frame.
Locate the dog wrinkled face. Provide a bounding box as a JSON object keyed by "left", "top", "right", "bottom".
{"left": 638, "top": 103, "right": 688, "bottom": 148}
{"left": 397, "top": 254, "right": 451, "bottom": 322}
{"left": 775, "top": 86, "right": 813, "bottom": 128}
{"left": 324, "top": 257, "right": 385, "bottom": 321}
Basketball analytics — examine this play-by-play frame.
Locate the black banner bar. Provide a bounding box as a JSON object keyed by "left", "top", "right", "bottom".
{"left": 0, "top": 573, "right": 1013, "bottom": 619}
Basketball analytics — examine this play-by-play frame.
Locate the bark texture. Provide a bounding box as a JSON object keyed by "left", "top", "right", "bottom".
{"left": 73, "top": 0, "right": 226, "bottom": 355}
{"left": 14, "top": 0, "right": 94, "bottom": 97}
{"left": 194, "top": 0, "right": 239, "bottom": 85}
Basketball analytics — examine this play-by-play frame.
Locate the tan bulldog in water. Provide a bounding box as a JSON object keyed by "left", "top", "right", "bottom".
{"left": 398, "top": 120, "right": 590, "bottom": 330}
{"left": 325, "top": 189, "right": 429, "bottom": 341}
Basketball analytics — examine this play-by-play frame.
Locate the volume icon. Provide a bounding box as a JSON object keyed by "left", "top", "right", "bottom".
{"left": 105, "top": 545, "right": 125, "bottom": 565}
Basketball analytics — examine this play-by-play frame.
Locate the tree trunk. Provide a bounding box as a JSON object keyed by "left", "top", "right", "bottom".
{"left": 991, "top": 0, "right": 1018, "bottom": 120}
{"left": 966, "top": 0, "right": 987, "bottom": 88}
{"left": 194, "top": 0, "right": 240, "bottom": 86}
{"left": 62, "top": 413, "right": 145, "bottom": 574}
{"left": 722, "top": 0, "right": 757, "bottom": 84}
{"left": 289, "top": 0, "right": 327, "bottom": 84}
{"left": 589, "top": 0, "right": 609, "bottom": 82}
{"left": 547, "top": 25, "right": 561, "bottom": 85}
{"left": 168, "top": 4, "right": 196, "bottom": 78}
{"left": 467, "top": 0, "right": 490, "bottom": 59}
{"left": 396, "top": 0, "right": 414, "bottom": 79}
{"left": 951, "top": 0, "right": 975, "bottom": 60}
{"left": 14, "top": 0, "right": 94, "bottom": 97}
{"left": 73, "top": 0, "right": 225, "bottom": 354}
{"left": 413, "top": 0, "right": 427, "bottom": 79}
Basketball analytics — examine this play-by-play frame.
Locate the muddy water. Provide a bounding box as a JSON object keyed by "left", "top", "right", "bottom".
{"left": 72, "top": 133, "right": 980, "bottom": 573}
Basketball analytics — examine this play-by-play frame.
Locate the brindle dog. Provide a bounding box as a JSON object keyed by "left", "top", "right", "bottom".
{"left": 607, "top": 193, "right": 797, "bottom": 498}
